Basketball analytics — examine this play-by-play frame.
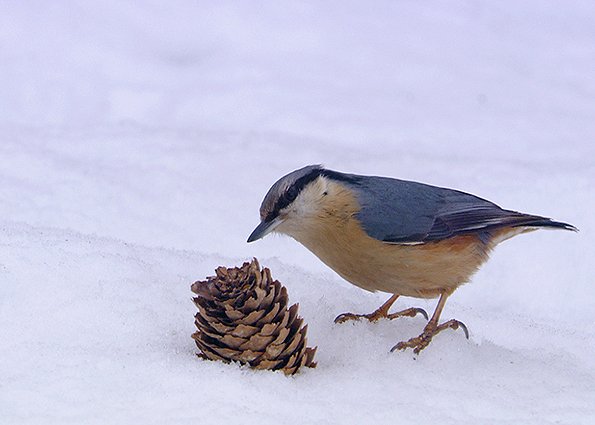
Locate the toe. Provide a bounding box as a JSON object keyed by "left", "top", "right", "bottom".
{"left": 334, "top": 313, "right": 360, "bottom": 324}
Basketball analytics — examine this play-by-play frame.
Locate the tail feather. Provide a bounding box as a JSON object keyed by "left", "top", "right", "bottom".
{"left": 512, "top": 216, "right": 578, "bottom": 232}
{"left": 484, "top": 214, "right": 577, "bottom": 247}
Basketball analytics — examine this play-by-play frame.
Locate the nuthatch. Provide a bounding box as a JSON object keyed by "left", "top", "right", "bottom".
{"left": 247, "top": 165, "right": 577, "bottom": 354}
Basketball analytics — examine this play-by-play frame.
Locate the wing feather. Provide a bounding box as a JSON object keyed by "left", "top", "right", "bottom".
{"left": 323, "top": 171, "right": 573, "bottom": 244}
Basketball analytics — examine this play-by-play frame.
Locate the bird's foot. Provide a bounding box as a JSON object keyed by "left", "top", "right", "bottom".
{"left": 390, "top": 319, "right": 469, "bottom": 354}
{"left": 334, "top": 306, "right": 428, "bottom": 324}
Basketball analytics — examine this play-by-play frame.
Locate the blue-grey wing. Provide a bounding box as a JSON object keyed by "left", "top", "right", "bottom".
{"left": 330, "top": 173, "right": 554, "bottom": 243}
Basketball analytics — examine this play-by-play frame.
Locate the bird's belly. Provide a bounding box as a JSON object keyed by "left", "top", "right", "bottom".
{"left": 293, "top": 222, "right": 490, "bottom": 298}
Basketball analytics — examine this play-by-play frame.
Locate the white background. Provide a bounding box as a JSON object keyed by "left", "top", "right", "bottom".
{"left": 1, "top": 1, "right": 594, "bottom": 424}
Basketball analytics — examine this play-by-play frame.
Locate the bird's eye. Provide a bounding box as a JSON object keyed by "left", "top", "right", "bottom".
{"left": 286, "top": 186, "right": 299, "bottom": 203}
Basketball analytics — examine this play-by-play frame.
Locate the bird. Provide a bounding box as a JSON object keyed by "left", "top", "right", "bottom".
{"left": 247, "top": 165, "right": 577, "bottom": 354}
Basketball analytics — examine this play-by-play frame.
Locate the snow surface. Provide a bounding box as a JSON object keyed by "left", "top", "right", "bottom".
{"left": 1, "top": 1, "right": 594, "bottom": 424}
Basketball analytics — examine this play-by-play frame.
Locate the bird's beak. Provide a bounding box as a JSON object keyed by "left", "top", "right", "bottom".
{"left": 247, "top": 217, "right": 284, "bottom": 243}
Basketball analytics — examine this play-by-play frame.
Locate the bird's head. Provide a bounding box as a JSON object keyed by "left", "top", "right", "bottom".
{"left": 247, "top": 165, "right": 331, "bottom": 242}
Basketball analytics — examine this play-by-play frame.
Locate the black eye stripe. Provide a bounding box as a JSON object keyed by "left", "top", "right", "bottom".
{"left": 267, "top": 168, "right": 324, "bottom": 221}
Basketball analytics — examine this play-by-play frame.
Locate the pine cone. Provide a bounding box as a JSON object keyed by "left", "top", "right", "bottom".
{"left": 191, "top": 258, "right": 317, "bottom": 375}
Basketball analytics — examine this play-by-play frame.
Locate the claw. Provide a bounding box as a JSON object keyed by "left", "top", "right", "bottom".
{"left": 457, "top": 320, "right": 469, "bottom": 339}
{"left": 386, "top": 307, "right": 428, "bottom": 321}
{"left": 437, "top": 319, "right": 469, "bottom": 339}
{"left": 334, "top": 312, "right": 362, "bottom": 324}
{"left": 335, "top": 306, "right": 428, "bottom": 324}
{"left": 416, "top": 307, "right": 429, "bottom": 320}
{"left": 390, "top": 318, "right": 469, "bottom": 354}
{"left": 390, "top": 342, "right": 406, "bottom": 353}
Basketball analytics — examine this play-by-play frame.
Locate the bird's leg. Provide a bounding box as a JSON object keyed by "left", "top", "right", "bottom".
{"left": 390, "top": 292, "right": 468, "bottom": 354}
{"left": 334, "top": 294, "right": 428, "bottom": 324}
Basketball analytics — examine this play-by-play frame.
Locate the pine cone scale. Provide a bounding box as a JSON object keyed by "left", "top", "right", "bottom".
{"left": 256, "top": 302, "right": 281, "bottom": 325}
{"left": 230, "top": 324, "right": 260, "bottom": 338}
{"left": 235, "top": 349, "right": 262, "bottom": 363}
{"left": 237, "top": 309, "right": 266, "bottom": 325}
{"left": 223, "top": 308, "right": 245, "bottom": 321}
{"left": 259, "top": 322, "right": 280, "bottom": 337}
{"left": 269, "top": 327, "right": 291, "bottom": 347}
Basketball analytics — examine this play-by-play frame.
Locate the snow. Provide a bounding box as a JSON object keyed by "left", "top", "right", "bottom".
{"left": 1, "top": 1, "right": 594, "bottom": 424}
